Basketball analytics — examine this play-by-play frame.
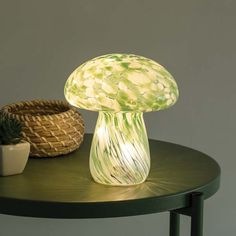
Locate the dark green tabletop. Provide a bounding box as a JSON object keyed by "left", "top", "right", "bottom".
{"left": 0, "top": 134, "right": 220, "bottom": 218}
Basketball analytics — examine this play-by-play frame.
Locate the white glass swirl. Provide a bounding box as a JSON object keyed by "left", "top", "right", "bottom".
{"left": 90, "top": 111, "right": 150, "bottom": 185}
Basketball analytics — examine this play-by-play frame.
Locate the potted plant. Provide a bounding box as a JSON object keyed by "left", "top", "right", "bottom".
{"left": 0, "top": 114, "right": 30, "bottom": 176}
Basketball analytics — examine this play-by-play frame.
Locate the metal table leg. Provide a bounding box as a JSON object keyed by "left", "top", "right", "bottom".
{"left": 170, "top": 192, "right": 204, "bottom": 236}
{"left": 191, "top": 192, "right": 204, "bottom": 236}
{"left": 170, "top": 211, "right": 180, "bottom": 236}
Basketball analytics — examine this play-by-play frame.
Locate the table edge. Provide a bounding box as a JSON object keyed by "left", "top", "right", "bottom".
{"left": 0, "top": 173, "right": 220, "bottom": 219}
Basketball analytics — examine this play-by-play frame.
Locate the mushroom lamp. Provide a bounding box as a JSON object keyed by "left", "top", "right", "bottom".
{"left": 64, "top": 54, "right": 179, "bottom": 186}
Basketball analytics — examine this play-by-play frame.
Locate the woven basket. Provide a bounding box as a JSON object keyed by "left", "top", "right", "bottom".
{"left": 1, "top": 100, "right": 84, "bottom": 157}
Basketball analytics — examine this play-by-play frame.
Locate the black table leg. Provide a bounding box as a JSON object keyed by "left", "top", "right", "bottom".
{"left": 171, "top": 192, "right": 204, "bottom": 236}
{"left": 169, "top": 211, "right": 180, "bottom": 236}
{"left": 191, "top": 192, "right": 204, "bottom": 236}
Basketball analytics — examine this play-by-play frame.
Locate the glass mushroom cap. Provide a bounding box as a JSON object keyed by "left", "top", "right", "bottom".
{"left": 64, "top": 54, "right": 179, "bottom": 186}
{"left": 64, "top": 54, "right": 178, "bottom": 112}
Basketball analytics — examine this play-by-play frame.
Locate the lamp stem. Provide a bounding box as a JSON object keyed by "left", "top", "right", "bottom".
{"left": 90, "top": 111, "right": 150, "bottom": 186}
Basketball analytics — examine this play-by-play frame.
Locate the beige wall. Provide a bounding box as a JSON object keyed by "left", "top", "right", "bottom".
{"left": 0, "top": 0, "right": 235, "bottom": 235}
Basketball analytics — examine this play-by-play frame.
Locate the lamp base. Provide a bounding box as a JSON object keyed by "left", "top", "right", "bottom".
{"left": 89, "top": 111, "right": 150, "bottom": 186}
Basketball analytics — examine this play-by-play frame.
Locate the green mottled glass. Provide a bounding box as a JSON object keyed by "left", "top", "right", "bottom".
{"left": 64, "top": 53, "right": 179, "bottom": 186}
{"left": 90, "top": 111, "right": 150, "bottom": 186}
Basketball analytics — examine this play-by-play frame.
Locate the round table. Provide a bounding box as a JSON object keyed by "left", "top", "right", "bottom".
{"left": 0, "top": 134, "right": 220, "bottom": 236}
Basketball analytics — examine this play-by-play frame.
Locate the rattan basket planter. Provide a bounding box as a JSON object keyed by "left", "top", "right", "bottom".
{"left": 1, "top": 100, "right": 84, "bottom": 157}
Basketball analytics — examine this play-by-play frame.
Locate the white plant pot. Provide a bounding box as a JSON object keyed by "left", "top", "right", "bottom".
{"left": 0, "top": 141, "right": 30, "bottom": 176}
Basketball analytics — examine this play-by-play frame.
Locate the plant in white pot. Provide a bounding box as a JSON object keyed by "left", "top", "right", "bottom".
{"left": 0, "top": 114, "right": 30, "bottom": 176}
